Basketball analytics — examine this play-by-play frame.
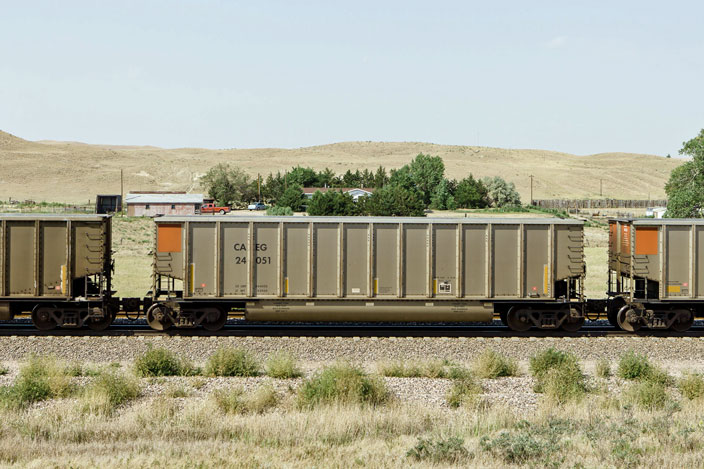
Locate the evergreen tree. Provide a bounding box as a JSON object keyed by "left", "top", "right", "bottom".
{"left": 455, "top": 175, "right": 489, "bottom": 208}
{"left": 277, "top": 186, "right": 305, "bottom": 211}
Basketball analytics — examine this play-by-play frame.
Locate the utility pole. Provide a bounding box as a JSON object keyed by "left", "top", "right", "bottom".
{"left": 120, "top": 169, "right": 124, "bottom": 215}
{"left": 600, "top": 179, "right": 603, "bottom": 197}
{"left": 257, "top": 173, "right": 261, "bottom": 202}
{"left": 529, "top": 175, "right": 534, "bottom": 205}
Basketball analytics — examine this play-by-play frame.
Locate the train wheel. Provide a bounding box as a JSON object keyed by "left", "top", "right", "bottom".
{"left": 87, "top": 307, "right": 115, "bottom": 331}
{"left": 616, "top": 306, "right": 642, "bottom": 332}
{"left": 32, "top": 306, "right": 58, "bottom": 331}
{"left": 201, "top": 308, "right": 227, "bottom": 331}
{"left": 671, "top": 309, "right": 694, "bottom": 332}
{"left": 146, "top": 304, "right": 173, "bottom": 331}
{"left": 561, "top": 316, "right": 585, "bottom": 332}
{"left": 506, "top": 308, "right": 532, "bottom": 332}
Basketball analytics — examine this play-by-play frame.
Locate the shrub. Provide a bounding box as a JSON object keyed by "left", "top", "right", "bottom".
{"left": 529, "top": 348, "right": 587, "bottom": 401}
{"left": 265, "top": 351, "right": 302, "bottom": 379}
{"left": 298, "top": 362, "right": 388, "bottom": 408}
{"left": 679, "top": 373, "right": 704, "bottom": 400}
{"left": 165, "top": 384, "right": 191, "bottom": 398}
{"left": 406, "top": 436, "right": 471, "bottom": 463}
{"left": 213, "top": 388, "right": 246, "bottom": 414}
{"left": 205, "top": 348, "right": 260, "bottom": 377}
{"left": 247, "top": 385, "right": 279, "bottom": 413}
{"left": 0, "top": 364, "right": 7, "bottom": 376}
{"left": 617, "top": 351, "right": 672, "bottom": 385}
{"left": 134, "top": 347, "right": 197, "bottom": 377}
{"left": 529, "top": 348, "right": 574, "bottom": 377}
{"left": 378, "top": 360, "right": 448, "bottom": 378}
{"left": 625, "top": 380, "right": 669, "bottom": 410}
{"left": 541, "top": 364, "right": 588, "bottom": 404}
{"left": 617, "top": 351, "right": 652, "bottom": 380}
{"left": 447, "top": 376, "right": 482, "bottom": 408}
{"left": 266, "top": 206, "right": 294, "bottom": 216}
{"left": 2, "top": 356, "right": 76, "bottom": 407}
{"left": 596, "top": 359, "right": 612, "bottom": 378}
{"left": 82, "top": 371, "right": 140, "bottom": 415}
{"left": 473, "top": 350, "right": 518, "bottom": 379}
{"left": 213, "top": 385, "right": 278, "bottom": 414}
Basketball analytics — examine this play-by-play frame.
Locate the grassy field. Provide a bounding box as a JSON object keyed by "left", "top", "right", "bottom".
{"left": 0, "top": 129, "right": 680, "bottom": 203}
{"left": 1, "top": 350, "right": 704, "bottom": 467}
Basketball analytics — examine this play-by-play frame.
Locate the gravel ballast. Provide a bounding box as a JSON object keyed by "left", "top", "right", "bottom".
{"left": 1, "top": 335, "right": 704, "bottom": 364}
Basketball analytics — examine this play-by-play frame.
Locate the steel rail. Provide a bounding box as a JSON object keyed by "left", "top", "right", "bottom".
{"left": 1, "top": 322, "right": 704, "bottom": 338}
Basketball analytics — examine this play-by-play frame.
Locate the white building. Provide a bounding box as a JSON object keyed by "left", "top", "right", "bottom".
{"left": 302, "top": 187, "right": 374, "bottom": 201}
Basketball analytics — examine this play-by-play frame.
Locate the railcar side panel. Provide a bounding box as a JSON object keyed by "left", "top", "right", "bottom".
{"left": 403, "top": 224, "right": 427, "bottom": 297}
{"left": 313, "top": 224, "right": 338, "bottom": 297}
{"left": 492, "top": 225, "right": 519, "bottom": 297}
{"left": 462, "top": 225, "right": 486, "bottom": 297}
{"left": 284, "top": 223, "right": 308, "bottom": 297}
{"left": 433, "top": 225, "right": 458, "bottom": 297}
{"left": 7, "top": 222, "right": 35, "bottom": 296}
{"left": 40, "top": 222, "right": 67, "bottom": 296}
{"left": 373, "top": 224, "right": 398, "bottom": 297}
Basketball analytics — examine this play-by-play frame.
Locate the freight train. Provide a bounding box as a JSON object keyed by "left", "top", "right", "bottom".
{"left": 0, "top": 214, "right": 700, "bottom": 333}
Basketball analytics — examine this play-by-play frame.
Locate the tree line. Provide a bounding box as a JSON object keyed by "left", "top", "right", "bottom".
{"left": 200, "top": 153, "right": 521, "bottom": 216}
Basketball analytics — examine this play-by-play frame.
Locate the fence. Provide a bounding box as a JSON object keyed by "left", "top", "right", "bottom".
{"left": 532, "top": 199, "right": 667, "bottom": 210}
{"left": 0, "top": 203, "right": 95, "bottom": 214}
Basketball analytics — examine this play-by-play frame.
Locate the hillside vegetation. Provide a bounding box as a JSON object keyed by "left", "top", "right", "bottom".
{"left": 0, "top": 130, "right": 681, "bottom": 203}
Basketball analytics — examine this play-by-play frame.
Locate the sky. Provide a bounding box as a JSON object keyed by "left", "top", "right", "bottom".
{"left": 1, "top": 0, "right": 702, "bottom": 156}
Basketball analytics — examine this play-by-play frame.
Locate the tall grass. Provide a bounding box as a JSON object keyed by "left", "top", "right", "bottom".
{"left": 205, "top": 347, "right": 260, "bottom": 377}
{"left": 265, "top": 351, "right": 302, "bottom": 379}
{"left": 0, "top": 355, "right": 75, "bottom": 407}
{"left": 678, "top": 373, "right": 704, "bottom": 400}
{"left": 134, "top": 347, "right": 198, "bottom": 377}
{"left": 378, "top": 360, "right": 449, "bottom": 378}
{"left": 213, "top": 385, "right": 278, "bottom": 414}
{"left": 473, "top": 350, "right": 518, "bottom": 379}
{"left": 529, "top": 348, "right": 587, "bottom": 403}
{"left": 81, "top": 371, "right": 140, "bottom": 415}
{"left": 298, "top": 362, "right": 388, "bottom": 408}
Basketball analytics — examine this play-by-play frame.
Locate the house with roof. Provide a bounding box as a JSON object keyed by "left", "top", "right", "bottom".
{"left": 302, "top": 187, "right": 375, "bottom": 201}
{"left": 125, "top": 192, "right": 204, "bottom": 216}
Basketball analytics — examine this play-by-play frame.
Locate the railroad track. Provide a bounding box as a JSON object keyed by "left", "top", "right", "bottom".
{"left": 2, "top": 322, "right": 704, "bottom": 338}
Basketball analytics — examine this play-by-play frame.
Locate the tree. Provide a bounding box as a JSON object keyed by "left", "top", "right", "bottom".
{"left": 200, "top": 163, "right": 252, "bottom": 207}
{"left": 429, "top": 178, "right": 457, "bottom": 210}
{"left": 307, "top": 190, "right": 356, "bottom": 216}
{"left": 363, "top": 184, "right": 425, "bottom": 216}
{"left": 665, "top": 129, "right": 704, "bottom": 217}
{"left": 373, "top": 166, "right": 389, "bottom": 188}
{"left": 455, "top": 175, "right": 489, "bottom": 208}
{"left": 277, "top": 186, "right": 305, "bottom": 212}
{"left": 388, "top": 153, "right": 445, "bottom": 205}
{"left": 288, "top": 166, "right": 318, "bottom": 187}
{"left": 482, "top": 176, "right": 521, "bottom": 207}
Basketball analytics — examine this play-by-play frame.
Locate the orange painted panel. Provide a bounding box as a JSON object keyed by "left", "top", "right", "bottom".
{"left": 609, "top": 223, "right": 617, "bottom": 248}
{"left": 620, "top": 224, "right": 631, "bottom": 255}
{"left": 157, "top": 224, "right": 182, "bottom": 252}
{"left": 635, "top": 227, "right": 659, "bottom": 255}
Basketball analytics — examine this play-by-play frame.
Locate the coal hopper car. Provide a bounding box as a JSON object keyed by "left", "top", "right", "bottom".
{"left": 0, "top": 214, "right": 116, "bottom": 330}
{"left": 607, "top": 218, "right": 704, "bottom": 332}
{"left": 148, "top": 216, "right": 586, "bottom": 331}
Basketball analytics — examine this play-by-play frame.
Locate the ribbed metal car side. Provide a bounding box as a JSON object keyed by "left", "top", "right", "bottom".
{"left": 150, "top": 216, "right": 585, "bottom": 331}
{"left": 0, "top": 214, "right": 114, "bottom": 329}
{"left": 607, "top": 218, "right": 704, "bottom": 331}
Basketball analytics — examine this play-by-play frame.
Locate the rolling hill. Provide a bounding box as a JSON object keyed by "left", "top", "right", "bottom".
{"left": 0, "top": 130, "right": 682, "bottom": 203}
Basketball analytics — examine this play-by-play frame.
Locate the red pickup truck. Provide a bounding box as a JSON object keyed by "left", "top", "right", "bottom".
{"left": 200, "top": 203, "right": 231, "bottom": 215}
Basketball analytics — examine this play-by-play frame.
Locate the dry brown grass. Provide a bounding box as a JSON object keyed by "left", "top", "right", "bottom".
{"left": 1, "top": 390, "right": 703, "bottom": 468}
{"left": 0, "top": 130, "right": 679, "bottom": 203}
